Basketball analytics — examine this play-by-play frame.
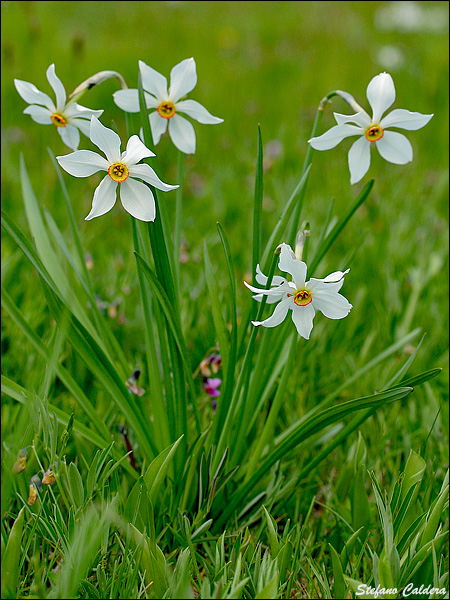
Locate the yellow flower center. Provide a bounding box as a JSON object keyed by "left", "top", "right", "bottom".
{"left": 51, "top": 113, "right": 67, "bottom": 127}
{"left": 365, "top": 125, "right": 384, "bottom": 142}
{"left": 289, "top": 289, "right": 312, "bottom": 307}
{"left": 157, "top": 101, "right": 176, "bottom": 119}
{"left": 108, "top": 162, "right": 129, "bottom": 183}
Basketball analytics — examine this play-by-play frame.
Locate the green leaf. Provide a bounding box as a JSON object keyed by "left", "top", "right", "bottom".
{"left": 143, "top": 436, "right": 184, "bottom": 505}
{"left": 344, "top": 576, "right": 373, "bottom": 599}
{"left": 262, "top": 506, "right": 280, "bottom": 557}
{"left": 68, "top": 462, "right": 85, "bottom": 508}
{"left": 40, "top": 281, "right": 158, "bottom": 460}
{"left": 329, "top": 543, "right": 346, "bottom": 600}
{"left": 1, "top": 506, "right": 25, "bottom": 599}
{"left": 18, "top": 155, "right": 108, "bottom": 353}
{"left": 419, "top": 470, "right": 449, "bottom": 547}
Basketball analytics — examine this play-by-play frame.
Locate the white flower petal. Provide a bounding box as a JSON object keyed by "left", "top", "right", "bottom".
{"left": 64, "top": 103, "right": 103, "bottom": 120}
{"left": 120, "top": 177, "right": 156, "bottom": 222}
{"left": 334, "top": 111, "right": 371, "bottom": 127}
{"left": 243, "top": 279, "right": 293, "bottom": 297}
{"left": 58, "top": 124, "right": 80, "bottom": 150}
{"left": 348, "top": 136, "right": 371, "bottom": 184}
{"left": 176, "top": 99, "right": 223, "bottom": 124}
{"left": 85, "top": 176, "right": 117, "bottom": 220}
{"left": 291, "top": 303, "right": 316, "bottom": 340}
{"left": 14, "top": 79, "right": 55, "bottom": 111}
{"left": 129, "top": 164, "right": 179, "bottom": 192}
{"left": 253, "top": 292, "right": 287, "bottom": 304}
{"left": 308, "top": 279, "right": 345, "bottom": 295}
{"left": 113, "top": 89, "right": 141, "bottom": 113}
{"left": 308, "top": 124, "right": 362, "bottom": 151}
{"left": 169, "top": 57, "right": 197, "bottom": 102}
{"left": 69, "top": 117, "right": 91, "bottom": 137}
{"left": 122, "top": 135, "right": 155, "bottom": 165}
{"left": 318, "top": 269, "right": 350, "bottom": 283}
{"left": 255, "top": 264, "right": 286, "bottom": 287}
{"left": 149, "top": 111, "right": 168, "bottom": 145}
{"left": 139, "top": 60, "right": 168, "bottom": 100}
{"left": 366, "top": 72, "right": 395, "bottom": 123}
{"left": 376, "top": 131, "right": 413, "bottom": 164}
{"left": 311, "top": 290, "right": 352, "bottom": 320}
{"left": 168, "top": 114, "right": 196, "bottom": 154}
{"left": 380, "top": 108, "right": 433, "bottom": 131}
{"left": 252, "top": 297, "right": 292, "bottom": 329}
{"left": 23, "top": 104, "right": 52, "bottom": 125}
{"left": 89, "top": 116, "right": 122, "bottom": 163}
{"left": 57, "top": 150, "right": 109, "bottom": 177}
{"left": 46, "top": 64, "right": 66, "bottom": 111}
{"left": 278, "top": 243, "right": 307, "bottom": 288}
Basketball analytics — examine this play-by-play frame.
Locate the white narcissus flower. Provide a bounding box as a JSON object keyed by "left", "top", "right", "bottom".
{"left": 244, "top": 243, "right": 352, "bottom": 340}
{"left": 56, "top": 116, "right": 178, "bottom": 222}
{"left": 308, "top": 72, "right": 433, "bottom": 184}
{"left": 14, "top": 64, "right": 103, "bottom": 150}
{"left": 113, "top": 57, "right": 223, "bottom": 154}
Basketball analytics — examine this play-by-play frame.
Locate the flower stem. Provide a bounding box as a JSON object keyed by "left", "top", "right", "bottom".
{"left": 174, "top": 150, "right": 184, "bottom": 296}
{"left": 243, "top": 332, "right": 297, "bottom": 482}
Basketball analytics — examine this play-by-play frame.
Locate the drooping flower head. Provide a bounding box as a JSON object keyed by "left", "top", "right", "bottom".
{"left": 28, "top": 475, "right": 42, "bottom": 506}
{"left": 199, "top": 352, "right": 222, "bottom": 377}
{"left": 42, "top": 464, "right": 56, "bottom": 485}
{"left": 245, "top": 243, "right": 352, "bottom": 340}
{"left": 125, "top": 366, "right": 145, "bottom": 397}
{"left": 56, "top": 116, "right": 178, "bottom": 222}
{"left": 12, "top": 448, "right": 28, "bottom": 474}
{"left": 14, "top": 64, "right": 103, "bottom": 150}
{"left": 308, "top": 72, "right": 433, "bottom": 184}
{"left": 113, "top": 58, "right": 223, "bottom": 154}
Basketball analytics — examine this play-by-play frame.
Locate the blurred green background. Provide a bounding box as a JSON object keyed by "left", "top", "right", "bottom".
{"left": 2, "top": 1, "right": 449, "bottom": 415}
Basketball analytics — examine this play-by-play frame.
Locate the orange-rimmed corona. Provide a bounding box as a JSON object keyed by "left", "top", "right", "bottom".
{"left": 157, "top": 101, "right": 176, "bottom": 119}
{"left": 51, "top": 113, "right": 67, "bottom": 127}
{"left": 293, "top": 289, "right": 312, "bottom": 306}
{"left": 108, "top": 162, "right": 129, "bottom": 183}
{"left": 365, "top": 125, "right": 384, "bottom": 142}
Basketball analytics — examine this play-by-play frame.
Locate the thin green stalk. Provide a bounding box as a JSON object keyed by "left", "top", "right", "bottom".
{"left": 212, "top": 250, "right": 279, "bottom": 471}
{"left": 174, "top": 150, "right": 184, "bottom": 296}
{"left": 137, "top": 73, "right": 191, "bottom": 459}
{"left": 210, "top": 224, "right": 238, "bottom": 443}
{"left": 252, "top": 125, "right": 263, "bottom": 282}
{"left": 243, "top": 333, "right": 297, "bottom": 481}
{"left": 130, "top": 218, "right": 171, "bottom": 452}
{"left": 231, "top": 322, "right": 293, "bottom": 467}
{"left": 286, "top": 89, "right": 357, "bottom": 245}
{"left": 285, "top": 101, "right": 323, "bottom": 245}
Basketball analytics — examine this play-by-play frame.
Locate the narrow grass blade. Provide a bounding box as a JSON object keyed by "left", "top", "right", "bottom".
{"left": 216, "top": 387, "right": 413, "bottom": 528}
{"left": 41, "top": 280, "right": 159, "bottom": 460}
{"left": 134, "top": 251, "right": 200, "bottom": 434}
{"left": 1, "top": 287, "right": 110, "bottom": 442}
{"left": 211, "top": 223, "right": 238, "bottom": 440}
{"left": 203, "top": 240, "right": 230, "bottom": 367}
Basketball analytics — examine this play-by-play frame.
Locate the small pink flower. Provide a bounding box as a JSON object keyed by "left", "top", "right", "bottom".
{"left": 203, "top": 377, "right": 222, "bottom": 398}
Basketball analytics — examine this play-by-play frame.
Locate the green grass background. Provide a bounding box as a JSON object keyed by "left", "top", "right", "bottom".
{"left": 2, "top": 0, "right": 448, "bottom": 498}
